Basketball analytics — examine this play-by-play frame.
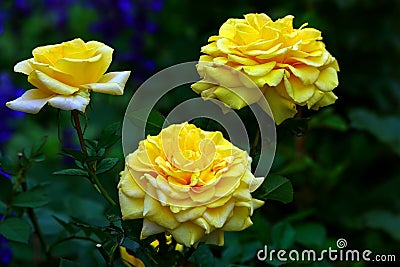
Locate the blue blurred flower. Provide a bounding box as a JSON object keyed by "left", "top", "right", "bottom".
{"left": 0, "top": 72, "right": 25, "bottom": 147}
{"left": 0, "top": 216, "right": 12, "bottom": 266}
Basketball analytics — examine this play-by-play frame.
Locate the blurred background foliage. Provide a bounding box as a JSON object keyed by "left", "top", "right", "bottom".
{"left": 0, "top": 0, "right": 399, "bottom": 266}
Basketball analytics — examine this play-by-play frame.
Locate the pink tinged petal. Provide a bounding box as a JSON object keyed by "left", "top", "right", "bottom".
{"left": 14, "top": 59, "right": 34, "bottom": 75}
{"left": 203, "top": 200, "right": 235, "bottom": 228}
{"left": 47, "top": 90, "right": 90, "bottom": 112}
{"left": 252, "top": 69, "right": 285, "bottom": 87}
{"left": 242, "top": 61, "right": 276, "bottom": 76}
{"left": 288, "top": 65, "right": 320, "bottom": 85}
{"left": 221, "top": 206, "right": 253, "bottom": 231}
{"left": 263, "top": 85, "right": 297, "bottom": 125}
{"left": 170, "top": 222, "right": 205, "bottom": 247}
{"left": 315, "top": 67, "right": 339, "bottom": 92}
{"left": 6, "top": 89, "right": 53, "bottom": 114}
{"left": 174, "top": 206, "right": 207, "bottom": 223}
{"left": 311, "top": 91, "right": 338, "bottom": 110}
{"left": 203, "top": 230, "right": 224, "bottom": 246}
{"left": 83, "top": 71, "right": 131, "bottom": 95}
{"left": 140, "top": 219, "right": 165, "bottom": 239}
{"left": 28, "top": 70, "right": 79, "bottom": 95}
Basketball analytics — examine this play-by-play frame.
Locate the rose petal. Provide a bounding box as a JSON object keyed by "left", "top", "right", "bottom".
{"left": 222, "top": 206, "right": 253, "bottom": 231}
{"left": 47, "top": 90, "right": 90, "bottom": 112}
{"left": 14, "top": 59, "right": 34, "bottom": 75}
{"left": 83, "top": 71, "right": 131, "bottom": 95}
{"left": 170, "top": 222, "right": 205, "bottom": 247}
{"left": 288, "top": 65, "right": 320, "bottom": 85}
{"left": 6, "top": 89, "right": 53, "bottom": 114}
{"left": 28, "top": 70, "right": 79, "bottom": 95}
{"left": 203, "top": 200, "right": 235, "bottom": 228}
{"left": 140, "top": 219, "right": 165, "bottom": 239}
{"left": 315, "top": 67, "right": 339, "bottom": 92}
{"left": 263, "top": 84, "right": 297, "bottom": 124}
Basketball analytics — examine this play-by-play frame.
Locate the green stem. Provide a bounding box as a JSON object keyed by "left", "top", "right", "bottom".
{"left": 21, "top": 176, "right": 51, "bottom": 263}
{"left": 250, "top": 128, "right": 260, "bottom": 158}
{"left": 72, "top": 110, "right": 116, "bottom": 206}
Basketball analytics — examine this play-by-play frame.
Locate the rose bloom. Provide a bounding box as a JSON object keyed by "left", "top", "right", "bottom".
{"left": 191, "top": 13, "right": 339, "bottom": 124}
{"left": 118, "top": 123, "right": 264, "bottom": 247}
{"left": 6, "top": 38, "right": 131, "bottom": 114}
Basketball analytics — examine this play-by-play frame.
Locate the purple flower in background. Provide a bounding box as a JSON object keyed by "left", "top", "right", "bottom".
{"left": 45, "top": 0, "right": 76, "bottom": 28}
{"left": 87, "top": 0, "right": 163, "bottom": 80}
{"left": 0, "top": 72, "right": 25, "bottom": 148}
{"left": 0, "top": 217, "right": 12, "bottom": 266}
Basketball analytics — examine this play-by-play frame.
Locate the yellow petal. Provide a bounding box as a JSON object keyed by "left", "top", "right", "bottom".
{"left": 6, "top": 89, "right": 53, "bottom": 114}
{"left": 174, "top": 206, "right": 207, "bottom": 222}
{"left": 311, "top": 91, "right": 338, "bottom": 110}
{"left": 191, "top": 81, "right": 214, "bottom": 94}
{"left": 288, "top": 65, "right": 320, "bottom": 85}
{"left": 47, "top": 90, "right": 90, "bottom": 112}
{"left": 222, "top": 206, "right": 253, "bottom": 231}
{"left": 307, "top": 89, "right": 324, "bottom": 108}
{"left": 227, "top": 54, "right": 259, "bottom": 65}
{"left": 14, "top": 59, "right": 34, "bottom": 75}
{"left": 244, "top": 13, "right": 271, "bottom": 30}
{"left": 143, "top": 189, "right": 179, "bottom": 229}
{"left": 170, "top": 222, "right": 205, "bottom": 247}
{"left": 242, "top": 62, "right": 276, "bottom": 77}
{"left": 252, "top": 199, "right": 265, "bottom": 210}
{"left": 252, "top": 69, "right": 285, "bottom": 87}
{"left": 203, "top": 200, "right": 235, "bottom": 228}
{"left": 83, "top": 71, "right": 131, "bottom": 95}
{"left": 263, "top": 85, "right": 297, "bottom": 124}
{"left": 140, "top": 219, "right": 165, "bottom": 239}
{"left": 315, "top": 67, "right": 339, "bottom": 92}
{"left": 28, "top": 70, "right": 79, "bottom": 95}
{"left": 203, "top": 230, "right": 224, "bottom": 246}
{"left": 118, "top": 168, "right": 145, "bottom": 198}
{"left": 119, "top": 191, "right": 144, "bottom": 220}
{"left": 287, "top": 77, "right": 316, "bottom": 103}
{"left": 120, "top": 246, "right": 145, "bottom": 267}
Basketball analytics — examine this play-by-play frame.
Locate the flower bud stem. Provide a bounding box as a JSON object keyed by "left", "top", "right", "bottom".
{"left": 71, "top": 110, "right": 116, "bottom": 206}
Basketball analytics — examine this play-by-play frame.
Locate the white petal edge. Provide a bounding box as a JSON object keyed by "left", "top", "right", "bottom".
{"left": 47, "top": 93, "right": 90, "bottom": 112}
{"left": 14, "top": 59, "right": 34, "bottom": 75}
{"left": 6, "top": 89, "right": 53, "bottom": 114}
{"left": 83, "top": 71, "right": 131, "bottom": 95}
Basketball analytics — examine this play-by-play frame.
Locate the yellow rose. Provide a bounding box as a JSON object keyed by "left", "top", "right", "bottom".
{"left": 118, "top": 123, "right": 264, "bottom": 247}
{"left": 6, "top": 38, "right": 131, "bottom": 114}
{"left": 191, "top": 13, "right": 339, "bottom": 124}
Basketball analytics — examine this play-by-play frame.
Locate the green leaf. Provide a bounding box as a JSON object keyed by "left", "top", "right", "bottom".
{"left": 189, "top": 244, "right": 217, "bottom": 267}
{"left": 12, "top": 185, "right": 48, "bottom": 208}
{"left": 96, "top": 158, "right": 120, "bottom": 174}
{"left": 254, "top": 174, "right": 293, "bottom": 204}
{"left": 127, "top": 109, "right": 166, "bottom": 136}
{"left": 349, "top": 109, "right": 400, "bottom": 156}
{"left": 295, "top": 223, "right": 327, "bottom": 247}
{"left": 53, "top": 168, "right": 88, "bottom": 177}
{"left": 309, "top": 108, "right": 348, "bottom": 131}
{"left": 98, "top": 122, "right": 122, "bottom": 149}
{"left": 59, "top": 258, "right": 82, "bottom": 267}
{"left": 32, "top": 136, "right": 48, "bottom": 155}
{"left": 363, "top": 210, "right": 400, "bottom": 240}
{"left": 53, "top": 216, "right": 76, "bottom": 234}
{"left": 62, "top": 148, "right": 86, "bottom": 162}
{"left": 272, "top": 222, "right": 296, "bottom": 249}
{"left": 0, "top": 217, "right": 31, "bottom": 243}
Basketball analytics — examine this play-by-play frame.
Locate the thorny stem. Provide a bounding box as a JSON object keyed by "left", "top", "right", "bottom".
{"left": 71, "top": 110, "right": 116, "bottom": 206}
